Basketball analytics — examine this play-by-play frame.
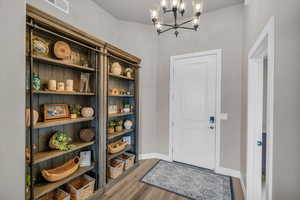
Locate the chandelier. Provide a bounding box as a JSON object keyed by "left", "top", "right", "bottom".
{"left": 150, "top": 0, "right": 203, "bottom": 37}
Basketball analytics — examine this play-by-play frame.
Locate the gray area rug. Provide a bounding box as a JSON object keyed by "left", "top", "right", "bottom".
{"left": 140, "top": 160, "right": 233, "bottom": 200}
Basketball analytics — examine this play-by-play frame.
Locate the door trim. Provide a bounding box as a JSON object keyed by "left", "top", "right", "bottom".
{"left": 247, "top": 16, "right": 274, "bottom": 200}
{"left": 169, "top": 49, "right": 222, "bottom": 170}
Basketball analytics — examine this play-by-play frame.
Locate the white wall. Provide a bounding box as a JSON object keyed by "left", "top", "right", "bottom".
{"left": 241, "top": 0, "right": 300, "bottom": 199}
{"left": 157, "top": 4, "right": 243, "bottom": 171}
{"left": 0, "top": 1, "right": 26, "bottom": 200}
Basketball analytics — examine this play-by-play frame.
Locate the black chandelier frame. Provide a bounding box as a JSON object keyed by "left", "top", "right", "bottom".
{"left": 151, "top": 0, "right": 202, "bottom": 37}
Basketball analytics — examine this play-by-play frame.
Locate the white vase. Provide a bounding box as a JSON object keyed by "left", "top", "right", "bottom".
{"left": 81, "top": 107, "right": 94, "bottom": 118}
{"left": 124, "top": 120, "right": 133, "bottom": 130}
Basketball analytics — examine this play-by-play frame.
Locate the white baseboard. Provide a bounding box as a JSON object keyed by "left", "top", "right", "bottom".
{"left": 139, "top": 153, "right": 171, "bottom": 162}
{"left": 240, "top": 173, "right": 246, "bottom": 199}
{"left": 215, "top": 167, "right": 241, "bottom": 178}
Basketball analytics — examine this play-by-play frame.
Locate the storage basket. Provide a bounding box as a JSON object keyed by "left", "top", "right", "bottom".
{"left": 67, "top": 174, "right": 95, "bottom": 200}
{"left": 108, "top": 140, "right": 127, "bottom": 154}
{"left": 118, "top": 153, "right": 135, "bottom": 170}
{"left": 39, "top": 188, "right": 70, "bottom": 200}
{"left": 108, "top": 159, "right": 124, "bottom": 179}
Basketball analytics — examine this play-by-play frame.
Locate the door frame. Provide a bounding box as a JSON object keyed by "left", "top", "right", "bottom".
{"left": 169, "top": 49, "right": 222, "bottom": 170}
{"left": 247, "top": 17, "right": 274, "bottom": 200}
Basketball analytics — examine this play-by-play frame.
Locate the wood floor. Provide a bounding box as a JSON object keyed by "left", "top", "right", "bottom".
{"left": 99, "top": 159, "right": 244, "bottom": 200}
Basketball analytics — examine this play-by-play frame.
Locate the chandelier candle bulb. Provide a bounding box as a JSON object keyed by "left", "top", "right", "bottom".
{"left": 171, "top": 0, "right": 179, "bottom": 9}
{"left": 150, "top": 9, "right": 158, "bottom": 22}
{"left": 161, "top": 0, "right": 167, "bottom": 9}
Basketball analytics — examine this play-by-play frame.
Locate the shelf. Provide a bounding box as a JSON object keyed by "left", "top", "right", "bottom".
{"left": 108, "top": 94, "right": 134, "bottom": 97}
{"left": 109, "top": 73, "right": 135, "bottom": 80}
{"left": 34, "top": 117, "right": 95, "bottom": 129}
{"left": 34, "top": 163, "right": 95, "bottom": 199}
{"left": 108, "top": 129, "right": 134, "bottom": 140}
{"left": 32, "top": 90, "right": 95, "bottom": 96}
{"left": 107, "top": 145, "right": 132, "bottom": 161}
{"left": 108, "top": 112, "right": 134, "bottom": 118}
{"left": 32, "top": 55, "right": 96, "bottom": 72}
{"left": 33, "top": 141, "right": 95, "bottom": 164}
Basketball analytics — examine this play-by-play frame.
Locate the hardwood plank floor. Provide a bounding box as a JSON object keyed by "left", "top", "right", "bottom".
{"left": 99, "top": 159, "right": 244, "bottom": 200}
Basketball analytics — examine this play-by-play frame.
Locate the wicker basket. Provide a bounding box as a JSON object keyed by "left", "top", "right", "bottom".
{"left": 118, "top": 153, "right": 135, "bottom": 170}
{"left": 67, "top": 174, "right": 95, "bottom": 200}
{"left": 39, "top": 188, "right": 70, "bottom": 200}
{"left": 108, "top": 159, "right": 124, "bottom": 179}
{"left": 108, "top": 140, "right": 127, "bottom": 154}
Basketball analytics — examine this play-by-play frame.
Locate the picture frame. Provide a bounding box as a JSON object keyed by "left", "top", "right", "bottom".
{"left": 44, "top": 104, "right": 70, "bottom": 121}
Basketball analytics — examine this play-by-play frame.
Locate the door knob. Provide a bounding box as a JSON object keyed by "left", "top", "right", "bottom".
{"left": 257, "top": 141, "right": 263, "bottom": 146}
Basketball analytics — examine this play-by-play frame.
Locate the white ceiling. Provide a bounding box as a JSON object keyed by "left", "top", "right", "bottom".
{"left": 93, "top": 0, "right": 244, "bottom": 24}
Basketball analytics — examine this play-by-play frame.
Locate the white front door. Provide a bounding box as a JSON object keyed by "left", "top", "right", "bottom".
{"left": 171, "top": 53, "right": 218, "bottom": 170}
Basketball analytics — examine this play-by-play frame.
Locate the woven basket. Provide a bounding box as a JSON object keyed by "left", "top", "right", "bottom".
{"left": 42, "top": 156, "right": 80, "bottom": 182}
{"left": 108, "top": 159, "right": 124, "bottom": 179}
{"left": 39, "top": 188, "right": 70, "bottom": 200}
{"left": 118, "top": 153, "right": 135, "bottom": 170}
{"left": 67, "top": 174, "right": 95, "bottom": 200}
{"left": 108, "top": 140, "right": 127, "bottom": 154}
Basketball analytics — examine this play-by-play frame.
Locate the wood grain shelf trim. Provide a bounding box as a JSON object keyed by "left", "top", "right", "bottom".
{"left": 108, "top": 129, "right": 134, "bottom": 140}
{"left": 108, "top": 94, "right": 134, "bottom": 97}
{"left": 108, "top": 73, "right": 135, "bottom": 80}
{"left": 33, "top": 141, "right": 95, "bottom": 164}
{"left": 34, "top": 117, "right": 95, "bottom": 129}
{"left": 107, "top": 145, "right": 133, "bottom": 161}
{"left": 32, "top": 55, "right": 96, "bottom": 72}
{"left": 33, "top": 163, "right": 95, "bottom": 199}
{"left": 108, "top": 112, "right": 134, "bottom": 118}
{"left": 32, "top": 90, "right": 95, "bottom": 96}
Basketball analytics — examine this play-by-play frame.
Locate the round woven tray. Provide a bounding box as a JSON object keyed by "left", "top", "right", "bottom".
{"left": 54, "top": 41, "right": 71, "bottom": 59}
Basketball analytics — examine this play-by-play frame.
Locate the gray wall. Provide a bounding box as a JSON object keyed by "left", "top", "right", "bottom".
{"left": 241, "top": 0, "right": 300, "bottom": 199}
{"left": 157, "top": 4, "right": 243, "bottom": 171}
{"left": 0, "top": 1, "right": 25, "bottom": 200}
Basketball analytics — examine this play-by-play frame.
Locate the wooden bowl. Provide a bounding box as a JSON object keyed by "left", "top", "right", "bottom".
{"left": 54, "top": 41, "right": 71, "bottom": 59}
{"left": 42, "top": 156, "right": 80, "bottom": 182}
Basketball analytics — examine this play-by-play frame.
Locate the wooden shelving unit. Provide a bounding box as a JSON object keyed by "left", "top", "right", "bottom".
{"left": 104, "top": 46, "right": 141, "bottom": 188}
{"left": 26, "top": 9, "right": 103, "bottom": 199}
{"left": 25, "top": 5, "right": 141, "bottom": 200}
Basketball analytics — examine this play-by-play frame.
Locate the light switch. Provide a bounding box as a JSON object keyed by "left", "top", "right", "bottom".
{"left": 220, "top": 113, "right": 228, "bottom": 120}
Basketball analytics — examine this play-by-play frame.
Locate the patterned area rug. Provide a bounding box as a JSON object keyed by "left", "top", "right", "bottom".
{"left": 140, "top": 160, "right": 233, "bottom": 200}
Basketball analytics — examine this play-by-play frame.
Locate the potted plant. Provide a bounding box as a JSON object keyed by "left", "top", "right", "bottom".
{"left": 123, "top": 104, "right": 130, "bottom": 113}
{"left": 69, "top": 104, "right": 82, "bottom": 119}
{"left": 115, "top": 120, "right": 123, "bottom": 132}
{"left": 124, "top": 68, "right": 133, "bottom": 78}
{"left": 108, "top": 120, "right": 116, "bottom": 134}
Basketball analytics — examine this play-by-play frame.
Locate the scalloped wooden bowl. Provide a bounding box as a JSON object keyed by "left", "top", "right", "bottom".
{"left": 42, "top": 156, "right": 80, "bottom": 182}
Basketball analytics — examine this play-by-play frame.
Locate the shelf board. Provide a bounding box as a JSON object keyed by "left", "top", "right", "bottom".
{"left": 108, "top": 112, "right": 134, "bottom": 118}
{"left": 108, "top": 73, "right": 135, "bottom": 81}
{"left": 32, "top": 55, "right": 96, "bottom": 72}
{"left": 108, "top": 94, "right": 134, "bottom": 97}
{"left": 33, "top": 141, "right": 95, "bottom": 164}
{"left": 108, "top": 129, "right": 134, "bottom": 140}
{"left": 107, "top": 145, "right": 132, "bottom": 161}
{"left": 32, "top": 90, "right": 95, "bottom": 96}
{"left": 34, "top": 163, "right": 95, "bottom": 199}
{"left": 34, "top": 117, "right": 95, "bottom": 129}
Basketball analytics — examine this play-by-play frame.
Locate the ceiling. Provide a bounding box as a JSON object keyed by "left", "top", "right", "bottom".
{"left": 93, "top": 0, "right": 244, "bottom": 24}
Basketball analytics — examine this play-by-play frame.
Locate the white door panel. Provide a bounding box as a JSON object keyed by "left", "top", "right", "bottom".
{"left": 172, "top": 55, "right": 217, "bottom": 169}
